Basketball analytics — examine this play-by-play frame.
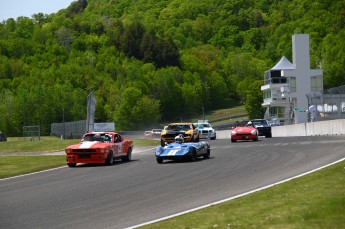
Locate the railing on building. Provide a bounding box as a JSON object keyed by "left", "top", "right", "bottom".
{"left": 264, "top": 77, "right": 288, "bottom": 85}
{"left": 306, "top": 85, "right": 345, "bottom": 122}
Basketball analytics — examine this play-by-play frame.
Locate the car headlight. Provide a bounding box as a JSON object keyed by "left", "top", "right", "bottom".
{"left": 155, "top": 148, "right": 163, "bottom": 156}
{"left": 251, "top": 129, "right": 257, "bottom": 135}
{"left": 231, "top": 130, "right": 236, "bottom": 135}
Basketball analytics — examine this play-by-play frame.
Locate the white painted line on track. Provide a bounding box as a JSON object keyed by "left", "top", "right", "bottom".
{"left": 126, "top": 157, "right": 345, "bottom": 229}
{"left": 0, "top": 148, "right": 156, "bottom": 181}
{"left": 0, "top": 166, "right": 66, "bottom": 181}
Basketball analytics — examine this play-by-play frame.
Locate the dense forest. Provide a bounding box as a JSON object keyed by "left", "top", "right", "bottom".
{"left": 0, "top": 0, "right": 344, "bottom": 136}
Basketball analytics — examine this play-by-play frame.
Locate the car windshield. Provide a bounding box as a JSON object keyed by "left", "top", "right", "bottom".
{"left": 168, "top": 124, "right": 191, "bottom": 131}
{"left": 198, "top": 124, "right": 210, "bottom": 128}
{"left": 83, "top": 134, "right": 112, "bottom": 142}
{"left": 252, "top": 120, "right": 267, "bottom": 125}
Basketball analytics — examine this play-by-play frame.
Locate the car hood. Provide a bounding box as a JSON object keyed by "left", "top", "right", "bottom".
{"left": 66, "top": 141, "right": 109, "bottom": 149}
{"left": 155, "top": 143, "right": 197, "bottom": 156}
{"left": 233, "top": 127, "right": 256, "bottom": 133}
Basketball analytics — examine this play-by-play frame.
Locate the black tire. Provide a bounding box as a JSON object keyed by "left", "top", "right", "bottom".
{"left": 254, "top": 135, "right": 258, "bottom": 141}
{"left": 194, "top": 135, "right": 200, "bottom": 142}
{"left": 203, "top": 149, "right": 210, "bottom": 159}
{"left": 122, "top": 148, "right": 132, "bottom": 162}
{"left": 211, "top": 134, "right": 216, "bottom": 140}
{"left": 231, "top": 138, "right": 237, "bottom": 142}
{"left": 156, "top": 158, "right": 163, "bottom": 164}
{"left": 67, "top": 163, "right": 76, "bottom": 167}
{"left": 105, "top": 152, "right": 114, "bottom": 165}
{"left": 160, "top": 139, "right": 165, "bottom": 147}
{"left": 189, "top": 149, "right": 197, "bottom": 162}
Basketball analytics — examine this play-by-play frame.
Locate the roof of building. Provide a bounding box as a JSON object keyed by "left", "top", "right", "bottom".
{"left": 271, "top": 56, "right": 294, "bottom": 70}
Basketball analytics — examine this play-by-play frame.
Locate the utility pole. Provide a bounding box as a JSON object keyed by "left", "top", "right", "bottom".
{"left": 202, "top": 107, "right": 205, "bottom": 121}
{"left": 63, "top": 108, "right": 65, "bottom": 140}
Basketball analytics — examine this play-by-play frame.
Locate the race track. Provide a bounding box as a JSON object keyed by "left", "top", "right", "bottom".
{"left": 1, "top": 136, "right": 345, "bottom": 229}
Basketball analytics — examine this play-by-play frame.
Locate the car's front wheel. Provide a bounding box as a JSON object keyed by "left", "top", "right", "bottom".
{"left": 156, "top": 158, "right": 163, "bottom": 164}
{"left": 160, "top": 139, "right": 165, "bottom": 147}
{"left": 203, "top": 149, "right": 210, "bottom": 159}
{"left": 189, "top": 149, "right": 197, "bottom": 162}
{"left": 67, "top": 163, "right": 76, "bottom": 167}
{"left": 105, "top": 152, "right": 114, "bottom": 165}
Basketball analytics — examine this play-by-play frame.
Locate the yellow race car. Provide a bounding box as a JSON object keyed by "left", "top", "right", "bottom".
{"left": 160, "top": 123, "right": 199, "bottom": 146}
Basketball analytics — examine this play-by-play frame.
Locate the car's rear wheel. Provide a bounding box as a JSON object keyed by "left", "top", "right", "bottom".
{"left": 122, "top": 148, "right": 132, "bottom": 162}
{"left": 67, "top": 163, "right": 76, "bottom": 167}
{"left": 156, "top": 158, "right": 163, "bottom": 164}
{"left": 105, "top": 152, "right": 114, "bottom": 165}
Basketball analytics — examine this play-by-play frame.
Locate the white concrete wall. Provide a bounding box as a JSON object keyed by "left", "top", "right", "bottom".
{"left": 272, "top": 119, "right": 345, "bottom": 137}
{"left": 216, "top": 119, "right": 345, "bottom": 139}
{"left": 216, "top": 130, "right": 232, "bottom": 139}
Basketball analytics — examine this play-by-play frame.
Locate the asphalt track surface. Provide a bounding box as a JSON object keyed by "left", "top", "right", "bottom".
{"left": 1, "top": 136, "right": 345, "bottom": 229}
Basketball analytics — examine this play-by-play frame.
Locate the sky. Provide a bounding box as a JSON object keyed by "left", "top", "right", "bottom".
{"left": 0, "top": 0, "right": 75, "bottom": 21}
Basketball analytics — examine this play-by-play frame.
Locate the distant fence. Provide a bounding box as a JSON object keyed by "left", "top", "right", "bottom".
{"left": 51, "top": 120, "right": 86, "bottom": 139}
{"left": 307, "top": 85, "right": 345, "bottom": 122}
{"left": 51, "top": 120, "right": 147, "bottom": 139}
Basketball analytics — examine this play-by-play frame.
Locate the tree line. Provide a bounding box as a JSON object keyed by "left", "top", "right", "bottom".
{"left": 0, "top": 0, "right": 344, "bottom": 136}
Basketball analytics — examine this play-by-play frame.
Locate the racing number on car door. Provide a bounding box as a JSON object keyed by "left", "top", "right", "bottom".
{"left": 117, "top": 143, "right": 123, "bottom": 155}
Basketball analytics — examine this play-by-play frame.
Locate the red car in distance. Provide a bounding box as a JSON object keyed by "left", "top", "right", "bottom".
{"left": 65, "top": 132, "right": 133, "bottom": 167}
{"left": 231, "top": 122, "right": 258, "bottom": 142}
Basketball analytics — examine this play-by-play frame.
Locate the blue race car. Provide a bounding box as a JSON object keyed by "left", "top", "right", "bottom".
{"left": 155, "top": 135, "right": 210, "bottom": 164}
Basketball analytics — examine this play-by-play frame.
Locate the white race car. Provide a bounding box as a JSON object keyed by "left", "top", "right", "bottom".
{"left": 194, "top": 122, "right": 216, "bottom": 140}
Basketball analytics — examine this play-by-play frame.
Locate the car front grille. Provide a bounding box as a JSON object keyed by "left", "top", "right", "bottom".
{"left": 78, "top": 154, "right": 92, "bottom": 159}
{"left": 72, "top": 149, "right": 97, "bottom": 153}
{"left": 236, "top": 134, "right": 251, "bottom": 137}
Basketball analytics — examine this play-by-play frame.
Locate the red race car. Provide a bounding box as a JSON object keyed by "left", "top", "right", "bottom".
{"left": 231, "top": 124, "right": 258, "bottom": 142}
{"left": 65, "top": 132, "right": 133, "bottom": 167}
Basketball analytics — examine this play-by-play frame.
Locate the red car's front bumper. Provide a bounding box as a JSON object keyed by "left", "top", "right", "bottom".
{"left": 66, "top": 153, "right": 107, "bottom": 164}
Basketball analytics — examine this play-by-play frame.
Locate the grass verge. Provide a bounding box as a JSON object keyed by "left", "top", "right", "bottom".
{"left": 141, "top": 160, "right": 345, "bottom": 229}
{"left": 0, "top": 136, "right": 159, "bottom": 154}
{"left": 0, "top": 136, "right": 159, "bottom": 179}
{"left": 0, "top": 156, "right": 66, "bottom": 179}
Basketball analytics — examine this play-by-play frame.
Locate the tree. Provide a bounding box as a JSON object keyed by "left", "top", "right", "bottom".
{"left": 114, "top": 87, "right": 160, "bottom": 130}
{"left": 150, "top": 68, "right": 183, "bottom": 121}
{"left": 119, "top": 21, "right": 145, "bottom": 59}
{"left": 207, "top": 72, "right": 229, "bottom": 109}
{"left": 245, "top": 80, "right": 265, "bottom": 119}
